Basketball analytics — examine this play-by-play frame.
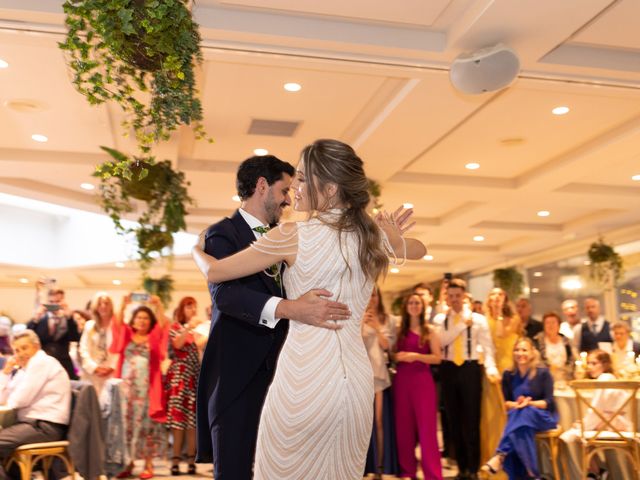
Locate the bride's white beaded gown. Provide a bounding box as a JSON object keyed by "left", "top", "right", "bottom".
{"left": 251, "top": 217, "right": 375, "bottom": 480}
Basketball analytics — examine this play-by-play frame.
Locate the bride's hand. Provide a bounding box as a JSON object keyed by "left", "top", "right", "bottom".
{"left": 375, "top": 207, "right": 416, "bottom": 237}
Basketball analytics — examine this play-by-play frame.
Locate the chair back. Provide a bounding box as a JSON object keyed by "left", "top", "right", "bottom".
{"left": 569, "top": 379, "right": 640, "bottom": 447}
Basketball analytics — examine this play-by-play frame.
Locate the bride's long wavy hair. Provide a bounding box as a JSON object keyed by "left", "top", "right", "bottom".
{"left": 300, "top": 139, "right": 388, "bottom": 283}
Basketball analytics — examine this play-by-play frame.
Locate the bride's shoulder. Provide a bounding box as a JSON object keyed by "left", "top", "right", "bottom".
{"left": 269, "top": 222, "right": 299, "bottom": 239}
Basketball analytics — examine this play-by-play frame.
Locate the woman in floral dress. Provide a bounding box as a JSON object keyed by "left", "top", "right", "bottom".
{"left": 166, "top": 296, "right": 204, "bottom": 475}
{"left": 113, "top": 295, "right": 169, "bottom": 480}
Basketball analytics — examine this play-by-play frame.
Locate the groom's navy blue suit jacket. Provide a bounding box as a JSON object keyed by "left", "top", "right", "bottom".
{"left": 196, "top": 210, "right": 288, "bottom": 463}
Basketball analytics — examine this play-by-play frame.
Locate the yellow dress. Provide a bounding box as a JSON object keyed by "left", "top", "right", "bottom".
{"left": 480, "top": 314, "right": 520, "bottom": 478}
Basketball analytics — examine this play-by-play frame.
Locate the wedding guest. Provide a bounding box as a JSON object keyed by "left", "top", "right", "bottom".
{"left": 572, "top": 298, "right": 612, "bottom": 355}
{"left": 434, "top": 278, "right": 497, "bottom": 480}
{"left": 79, "top": 293, "right": 118, "bottom": 396}
{"left": 559, "top": 299, "right": 579, "bottom": 339}
{"left": 481, "top": 337, "right": 557, "bottom": 479}
{"left": 515, "top": 298, "right": 542, "bottom": 340}
{"left": 610, "top": 321, "right": 640, "bottom": 373}
{"left": 0, "top": 330, "right": 71, "bottom": 480}
{"left": 480, "top": 288, "right": 521, "bottom": 476}
{"left": 533, "top": 312, "right": 573, "bottom": 381}
{"left": 394, "top": 293, "right": 442, "bottom": 480}
{"left": 560, "top": 350, "right": 630, "bottom": 479}
{"left": 27, "top": 288, "right": 80, "bottom": 379}
{"left": 113, "top": 295, "right": 169, "bottom": 480}
{"left": 412, "top": 283, "right": 437, "bottom": 322}
{"left": 362, "top": 286, "right": 398, "bottom": 479}
{"left": 166, "top": 296, "right": 204, "bottom": 476}
{"left": 472, "top": 300, "right": 484, "bottom": 314}
{"left": 70, "top": 309, "right": 90, "bottom": 377}
{"left": 0, "top": 317, "right": 13, "bottom": 356}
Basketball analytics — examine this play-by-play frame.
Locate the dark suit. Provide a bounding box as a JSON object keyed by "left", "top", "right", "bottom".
{"left": 196, "top": 210, "right": 288, "bottom": 480}
{"left": 27, "top": 314, "right": 80, "bottom": 379}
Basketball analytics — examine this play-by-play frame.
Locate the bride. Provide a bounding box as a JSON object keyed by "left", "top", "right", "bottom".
{"left": 192, "top": 139, "right": 426, "bottom": 479}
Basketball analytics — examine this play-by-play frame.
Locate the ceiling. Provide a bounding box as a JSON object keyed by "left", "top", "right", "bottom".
{"left": 1, "top": 0, "right": 640, "bottom": 293}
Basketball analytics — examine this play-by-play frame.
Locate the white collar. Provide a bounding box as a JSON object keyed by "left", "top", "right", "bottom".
{"left": 238, "top": 208, "right": 268, "bottom": 230}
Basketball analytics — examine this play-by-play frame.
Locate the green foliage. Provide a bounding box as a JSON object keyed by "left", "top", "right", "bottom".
{"left": 59, "top": 0, "right": 211, "bottom": 153}
{"left": 143, "top": 275, "right": 174, "bottom": 307}
{"left": 588, "top": 238, "right": 624, "bottom": 287}
{"left": 493, "top": 267, "right": 524, "bottom": 300}
{"left": 94, "top": 146, "right": 193, "bottom": 269}
{"left": 368, "top": 179, "right": 383, "bottom": 210}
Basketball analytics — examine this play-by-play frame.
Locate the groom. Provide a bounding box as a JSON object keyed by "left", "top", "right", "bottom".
{"left": 196, "top": 154, "right": 351, "bottom": 480}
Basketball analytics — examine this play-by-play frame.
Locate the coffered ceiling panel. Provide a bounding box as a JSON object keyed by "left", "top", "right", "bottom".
{"left": 570, "top": 0, "right": 640, "bottom": 50}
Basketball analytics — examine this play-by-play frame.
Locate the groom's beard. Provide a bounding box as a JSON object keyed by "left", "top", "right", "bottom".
{"left": 265, "top": 196, "right": 288, "bottom": 225}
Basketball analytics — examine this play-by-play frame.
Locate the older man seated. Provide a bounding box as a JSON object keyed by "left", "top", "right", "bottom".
{"left": 0, "top": 329, "right": 71, "bottom": 480}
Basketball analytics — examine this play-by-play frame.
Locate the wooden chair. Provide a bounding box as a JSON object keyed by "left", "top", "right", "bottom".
{"left": 5, "top": 440, "right": 74, "bottom": 480}
{"left": 570, "top": 379, "right": 640, "bottom": 479}
{"left": 536, "top": 426, "right": 565, "bottom": 480}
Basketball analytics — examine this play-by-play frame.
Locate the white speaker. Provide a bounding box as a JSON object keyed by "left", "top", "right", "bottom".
{"left": 449, "top": 44, "right": 520, "bottom": 95}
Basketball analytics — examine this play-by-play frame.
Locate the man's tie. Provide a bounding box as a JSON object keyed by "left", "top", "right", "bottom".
{"left": 452, "top": 313, "right": 465, "bottom": 366}
{"left": 252, "top": 225, "right": 271, "bottom": 235}
{"left": 252, "top": 225, "right": 282, "bottom": 290}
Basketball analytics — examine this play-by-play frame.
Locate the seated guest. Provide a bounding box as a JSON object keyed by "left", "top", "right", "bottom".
{"left": 560, "top": 350, "right": 630, "bottom": 478}
{"left": 481, "top": 337, "right": 557, "bottom": 479}
{"left": 610, "top": 321, "right": 640, "bottom": 373}
{"left": 0, "top": 330, "right": 72, "bottom": 480}
{"left": 27, "top": 288, "right": 80, "bottom": 379}
{"left": 572, "top": 298, "right": 612, "bottom": 356}
{"left": 533, "top": 312, "right": 573, "bottom": 381}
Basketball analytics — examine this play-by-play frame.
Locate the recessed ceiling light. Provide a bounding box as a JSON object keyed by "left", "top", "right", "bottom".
{"left": 284, "top": 82, "right": 301, "bottom": 92}
{"left": 0, "top": 59, "right": 8, "bottom": 69}
{"left": 390, "top": 267, "right": 400, "bottom": 274}
{"left": 80, "top": 183, "right": 95, "bottom": 191}
{"left": 465, "top": 162, "right": 480, "bottom": 170}
{"left": 533, "top": 271, "right": 543, "bottom": 277}
{"left": 423, "top": 255, "right": 434, "bottom": 261}
{"left": 537, "top": 210, "right": 550, "bottom": 217}
{"left": 31, "top": 134, "right": 48, "bottom": 143}
{"left": 19, "top": 278, "right": 29, "bottom": 284}
{"left": 500, "top": 137, "right": 525, "bottom": 147}
{"left": 632, "top": 174, "right": 640, "bottom": 181}
{"left": 112, "top": 279, "right": 122, "bottom": 286}
{"left": 115, "top": 262, "right": 125, "bottom": 268}
{"left": 232, "top": 195, "right": 241, "bottom": 202}
{"left": 531, "top": 287, "right": 540, "bottom": 293}
{"left": 552, "top": 106, "right": 570, "bottom": 115}
{"left": 403, "top": 203, "right": 414, "bottom": 209}
{"left": 473, "top": 235, "right": 485, "bottom": 242}
{"left": 254, "top": 148, "right": 268, "bottom": 156}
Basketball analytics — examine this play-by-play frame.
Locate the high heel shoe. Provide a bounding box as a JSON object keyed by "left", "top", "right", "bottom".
{"left": 188, "top": 464, "right": 196, "bottom": 475}
{"left": 480, "top": 453, "right": 505, "bottom": 475}
{"left": 170, "top": 456, "right": 181, "bottom": 476}
{"left": 116, "top": 463, "right": 134, "bottom": 479}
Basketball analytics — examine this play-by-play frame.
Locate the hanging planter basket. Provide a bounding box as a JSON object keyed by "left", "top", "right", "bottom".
{"left": 588, "top": 238, "right": 624, "bottom": 288}
{"left": 493, "top": 267, "right": 524, "bottom": 300}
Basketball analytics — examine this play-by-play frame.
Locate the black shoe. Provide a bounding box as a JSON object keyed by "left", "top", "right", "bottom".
{"left": 187, "top": 464, "right": 196, "bottom": 475}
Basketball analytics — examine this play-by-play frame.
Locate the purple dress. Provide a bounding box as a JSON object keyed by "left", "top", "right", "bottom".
{"left": 393, "top": 330, "right": 442, "bottom": 480}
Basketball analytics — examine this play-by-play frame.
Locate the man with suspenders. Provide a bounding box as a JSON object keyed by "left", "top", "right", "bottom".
{"left": 433, "top": 278, "right": 498, "bottom": 480}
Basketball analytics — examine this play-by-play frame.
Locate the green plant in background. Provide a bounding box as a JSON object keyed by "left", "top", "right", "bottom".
{"left": 143, "top": 275, "right": 174, "bottom": 307}
{"left": 94, "top": 146, "right": 194, "bottom": 269}
{"left": 368, "top": 179, "right": 383, "bottom": 211}
{"left": 588, "top": 238, "right": 624, "bottom": 287}
{"left": 493, "top": 267, "right": 524, "bottom": 300}
{"left": 59, "top": 0, "right": 210, "bottom": 152}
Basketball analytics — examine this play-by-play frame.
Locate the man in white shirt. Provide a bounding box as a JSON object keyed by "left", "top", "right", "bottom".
{"left": 559, "top": 299, "right": 579, "bottom": 339}
{"left": 433, "top": 278, "right": 498, "bottom": 480}
{"left": 571, "top": 298, "right": 612, "bottom": 355}
{"left": 0, "top": 329, "right": 71, "bottom": 480}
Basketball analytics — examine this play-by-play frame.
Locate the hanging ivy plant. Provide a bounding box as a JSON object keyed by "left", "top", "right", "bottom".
{"left": 143, "top": 275, "right": 174, "bottom": 307}
{"left": 493, "top": 267, "right": 524, "bottom": 300}
{"left": 588, "top": 238, "right": 624, "bottom": 287}
{"left": 94, "top": 146, "right": 194, "bottom": 269}
{"left": 368, "top": 179, "right": 383, "bottom": 211}
{"left": 59, "top": 0, "right": 210, "bottom": 152}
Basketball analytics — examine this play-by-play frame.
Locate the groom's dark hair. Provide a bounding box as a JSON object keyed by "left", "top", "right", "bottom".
{"left": 236, "top": 155, "right": 295, "bottom": 200}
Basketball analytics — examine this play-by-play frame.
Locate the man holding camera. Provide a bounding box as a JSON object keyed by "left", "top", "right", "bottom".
{"left": 27, "top": 289, "right": 80, "bottom": 379}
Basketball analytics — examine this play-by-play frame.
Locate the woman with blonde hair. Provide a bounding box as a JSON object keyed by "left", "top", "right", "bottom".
{"left": 481, "top": 337, "right": 557, "bottom": 479}
{"left": 79, "top": 293, "right": 119, "bottom": 395}
{"left": 192, "top": 138, "right": 426, "bottom": 479}
{"left": 480, "top": 287, "right": 522, "bottom": 476}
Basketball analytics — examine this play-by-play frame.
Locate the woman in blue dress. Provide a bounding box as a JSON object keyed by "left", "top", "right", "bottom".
{"left": 481, "top": 336, "right": 558, "bottom": 479}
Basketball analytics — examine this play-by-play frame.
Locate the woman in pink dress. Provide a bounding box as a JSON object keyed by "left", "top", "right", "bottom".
{"left": 393, "top": 293, "right": 442, "bottom": 480}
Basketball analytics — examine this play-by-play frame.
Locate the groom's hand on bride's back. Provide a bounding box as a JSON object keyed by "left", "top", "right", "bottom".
{"left": 276, "top": 289, "right": 351, "bottom": 330}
